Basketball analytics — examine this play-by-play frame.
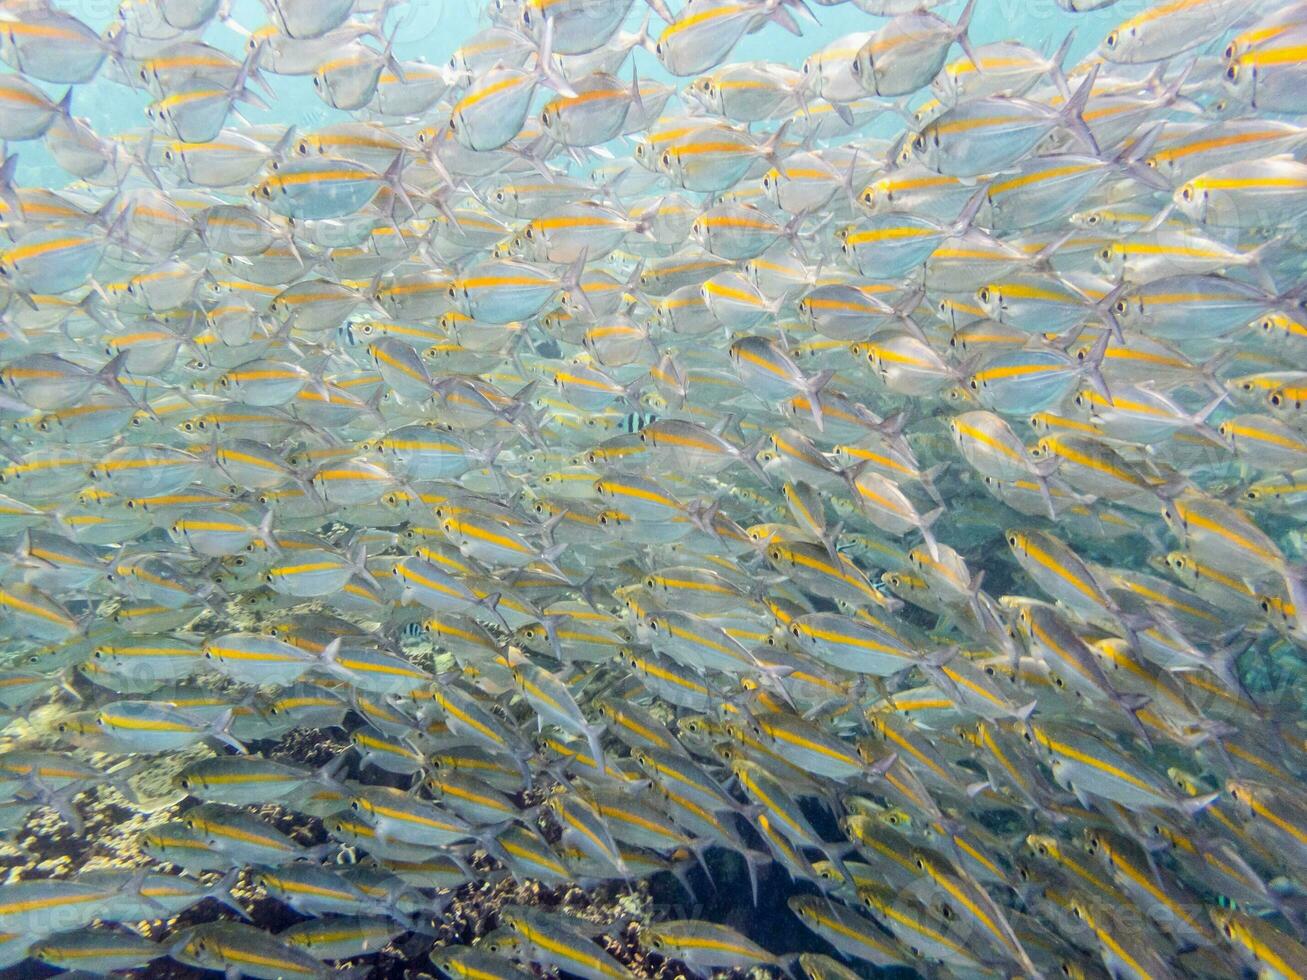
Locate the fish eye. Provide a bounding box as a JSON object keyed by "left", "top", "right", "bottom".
{"left": 1105, "top": 30, "right": 1118, "bottom": 48}
{"left": 1225, "top": 63, "right": 1238, "bottom": 81}
{"left": 1180, "top": 186, "right": 1193, "bottom": 202}
{"left": 1113, "top": 300, "right": 1127, "bottom": 315}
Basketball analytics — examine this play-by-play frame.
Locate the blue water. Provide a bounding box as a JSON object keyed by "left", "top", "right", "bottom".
{"left": 13, "top": 0, "right": 1129, "bottom": 186}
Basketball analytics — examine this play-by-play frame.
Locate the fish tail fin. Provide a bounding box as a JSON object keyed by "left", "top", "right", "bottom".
{"left": 741, "top": 433, "right": 774, "bottom": 487}
{"left": 920, "top": 505, "right": 945, "bottom": 561}
{"left": 1282, "top": 563, "right": 1307, "bottom": 643}
{"left": 207, "top": 868, "right": 250, "bottom": 919}
{"left": 269, "top": 123, "right": 298, "bottom": 164}
{"left": 838, "top": 146, "right": 864, "bottom": 210}
{"left": 681, "top": 845, "right": 712, "bottom": 900}
{"left": 1049, "top": 28, "right": 1076, "bottom": 83}
{"left": 23, "top": 777, "right": 85, "bottom": 835}
{"left": 827, "top": 98, "right": 854, "bottom": 126}
{"left": 474, "top": 590, "right": 510, "bottom": 632}
{"left": 740, "top": 847, "right": 764, "bottom": 905}
{"left": 208, "top": 708, "right": 248, "bottom": 754}
{"left": 1160, "top": 58, "right": 1197, "bottom": 107}
{"left": 641, "top": 0, "right": 675, "bottom": 24}
{"left": 628, "top": 59, "right": 644, "bottom": 118}
{"left": 1186, "top": 389, "right": 1228, "bottom": 447}
{"left": 561, "top": 248, "right": 594, "bottom": 316}
{"left": 1180, "top": 791, "right": 1219, "bottom": 817}
{"left": 584, "top": 722, "right": 608, "bottom": 780}
{"left": 1059, "top": 62, "right": 1100, "bottom": 156}
{"left": 382, "top": 149, "right": 417, "bottom": 228}
{"left": 951, "top": 185, "right": 989, "bottom": 236}
{"left": 819, "top": 520, "right": 844, "bottom": 565}
{"left": 802, "top": 368, "right": 835, "bottom": 432}
{"left": 0, "top": 151, "right": 20, "bottom": 223}
{"left": 1116, "top": 690, "right": 1153, "bottom": 740}
{"left": 535, "top": 17, "right": 577, "bottom": 98}
{"left": 1244, "top": 234, "right": 1285, "bottom": 294}
{"left": 763, "top": 0, "right": 806, "bottom": 36}
{"left": 759, "top": 118, "right": 793, "bottom": 168}
{"left": 1114, "top": 121, "right": 1171, "bottom": 191}
{"left": 1080, "top": 327, "right": 1112, "bottom": 401}
{"left": 620, "top": 372, "right": 647, "bottom": 411}
{"left": 104, "top": 19, "right": 130, "bottom": 68}
{"left": 96, "top": 350, "right": 151, "bottom": 417}
{"left": 1094, "top": 281, "right": 1128, "bottom": 340}
{"left": 230, "top": 43, "right": 268, "bottom": 111}
{"left": 379, "top": 15, "right": 407, "bottom": 86}
{"left": 954, "top": 0, "right": 980, "bottom": 71}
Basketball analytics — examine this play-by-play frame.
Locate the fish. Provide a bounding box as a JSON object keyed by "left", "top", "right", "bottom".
{"left": 852, "top": 0, "right": 979, "bottom": 98}
{"left": 0, "top": 0, "right": 1298, "bottom": 976}
{"left": 642, "top": 919, "right": 784, "bottom": 969}
{"left": 171, "top": 920, "right": 334, "bottom": 979}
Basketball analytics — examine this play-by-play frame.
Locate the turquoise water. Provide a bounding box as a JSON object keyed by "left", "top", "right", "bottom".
{"left": 15, "top": 0, "right": 1129, "bottom": 184}
{"left": 1, "top": 0, "right": 1306, "bottom": 978}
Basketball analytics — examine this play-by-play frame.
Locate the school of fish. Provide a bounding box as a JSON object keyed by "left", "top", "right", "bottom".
{"left": 0, "top": 0, "right": 1305, "bottom": 975}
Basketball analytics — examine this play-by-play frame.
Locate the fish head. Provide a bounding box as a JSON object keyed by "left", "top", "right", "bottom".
{"left": 1173, "top": 179, "right": 1208, "bottom": 223}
